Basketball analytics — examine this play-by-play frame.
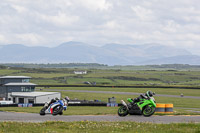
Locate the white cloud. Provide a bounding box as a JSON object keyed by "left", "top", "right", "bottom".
{"left": 11, "top": 4, "right": 27, "bottom": 13}
{"left": 162, "top": 20, "right": 181, "bottom": 33}
{"left": 38, "top": 12, "right": 79, "bottom": 27}
{"left": 0, "top": 0, "right": 200, "bottom": 54}
{"left": 77, "top": 0, "right": 112, "bottom": 11}
{"left": 16, "top": 33, "right": 44, "bottom": 45}
{"left": 0, "top": 34, "right": 6, "bottom": 42}
{"left": 103, "top": 21, "right": 121, "bottom": 29}
{"left": 131, "top": 5, "right": 154, "bottom": 21}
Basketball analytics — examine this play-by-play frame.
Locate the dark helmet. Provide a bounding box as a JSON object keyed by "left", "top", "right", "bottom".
{"left": 146, "top": 91, "right": 154, "bottom": 97}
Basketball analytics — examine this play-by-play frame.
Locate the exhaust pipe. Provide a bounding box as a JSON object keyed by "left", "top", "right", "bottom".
{"left": 121, "top": 100, "right": 129, "bottom": 110}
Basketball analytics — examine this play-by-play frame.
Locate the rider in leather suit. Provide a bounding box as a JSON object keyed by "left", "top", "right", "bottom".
{"left": 132, "top": 91, "right": 155, "bottom": 103}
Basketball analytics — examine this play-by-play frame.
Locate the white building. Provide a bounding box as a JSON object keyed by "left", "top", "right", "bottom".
{"left": 74, "top": 71, "right": 87, "bottom": 74}
{"left": 10, "top": 92, "right": 61, "bottom": 104}
{"left": 0, "top": 76, "right": 61, "bottom": 104}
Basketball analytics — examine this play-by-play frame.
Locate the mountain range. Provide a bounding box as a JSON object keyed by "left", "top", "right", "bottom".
{"left": 0, "top": 41, "right": 199, "bottom": 65}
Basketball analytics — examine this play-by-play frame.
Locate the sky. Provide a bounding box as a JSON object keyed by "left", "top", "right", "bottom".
{"left": 0, "top": 0, "right": 200, "bottom": 54}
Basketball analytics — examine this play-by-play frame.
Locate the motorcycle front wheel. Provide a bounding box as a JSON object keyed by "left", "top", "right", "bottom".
{"left": 118, "top": 106, "right": 128, "bottom": 117}
{"left": 142, "top": 105, "right": 156, "bottom": 117}
{"left": 52, "top": 105, "right": 63, "bottom": 116}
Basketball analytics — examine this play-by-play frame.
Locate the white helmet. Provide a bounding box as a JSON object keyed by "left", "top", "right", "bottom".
{"left": 65, "top": 96, "right": 70, "bottom": 101}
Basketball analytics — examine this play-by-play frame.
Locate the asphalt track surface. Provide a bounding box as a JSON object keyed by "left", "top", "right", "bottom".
{"left": 41, "top": 89, "right": 200, "bottom": 99}
{"left": 0, "top": 112, "right": 200, "bottom": 123}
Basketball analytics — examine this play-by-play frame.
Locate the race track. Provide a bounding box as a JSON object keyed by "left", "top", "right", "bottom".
{"left": 0, "top": 111, "right": 200, "bottom": 123}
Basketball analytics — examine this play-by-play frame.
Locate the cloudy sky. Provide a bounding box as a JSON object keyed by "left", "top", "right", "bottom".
{"left": 0, "top": 0, "right": 200, "bottom": 54}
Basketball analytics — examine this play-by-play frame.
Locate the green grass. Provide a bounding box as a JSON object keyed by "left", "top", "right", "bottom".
{"left": 172, "top": 108, "right": 200, "bottom": 115}
{"left": 32, "top": 79, "right": 66, "bottom": 85}
{"left": 0, "top": 69, "right": 22, "bottom": 75}
{"left": 0, "top": 121, "right": 200, "bottom": 133}
{"left": 40, "top": 87, "right": 200, "bottom": 97}
{"left": 1, "top": 67, "right": 200, "bottom": 86}
{"left": 19, "top": 73, "right": 75, "bottom": 78}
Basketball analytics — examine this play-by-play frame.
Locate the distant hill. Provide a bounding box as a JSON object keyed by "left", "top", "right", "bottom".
{"left": 138, "top": 55, "right": 200, "bottom": 65}
{"left": 0, "top": 41, "right": 199, "bottom": 65}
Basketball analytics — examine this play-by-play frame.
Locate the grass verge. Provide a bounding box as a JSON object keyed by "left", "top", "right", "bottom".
{"left": 40, "top": 87, "right": 200, "bottom": 97}
{"left": 0, "top": 121, "right": 200, "bottom": 133}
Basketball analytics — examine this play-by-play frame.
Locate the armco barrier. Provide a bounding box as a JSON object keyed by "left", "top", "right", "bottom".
{"left": 165, "top": 104, "right": 173, "bottom": 113}
{"left": 0, "top": 104, "right": 18, "bottom": 107}
{"left": 0, "top": 103, "right": 108, "bottom": 107}
{"left": 155, "top": 103, "right": 173, "bottom": 113}
{"left": 18, "top": 103, "right": 33, "bottom": 107}
{"left": 69, "top": 103, "right": 107, "bottom": 106}
{"left": 107, "top": 103, "right": 118, "bottom": 107}
{"left": 155, "top": 103, "right": 165, "bottom": 113}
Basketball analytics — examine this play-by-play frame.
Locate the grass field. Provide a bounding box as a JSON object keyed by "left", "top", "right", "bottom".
{"left": 0, "top": 121, "right": 200, "bottom": 133}
{"left": 40, "top": 87, "right": 200, "bottom": 96}
{"left": 1, "top": 67, "right": 200, "bottom": 86}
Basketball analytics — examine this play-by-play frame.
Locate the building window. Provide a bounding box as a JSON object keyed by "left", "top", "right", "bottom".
{"left": 28, "top": 99, "right": 34, "bottom": 104}
{"left": 22, "top": 79, "right": 29, "bottom": 83}
{"left": 21, "top": 87, "right": 34, "bottom": 92}
{"left": 21, "top": 87, "right": 25, "bottom": 92}
{"left": 19, "top": 98, "right": 24, "bottom": 103}
{"left": 31, "top": 87, "right": 34, "bottom": 91}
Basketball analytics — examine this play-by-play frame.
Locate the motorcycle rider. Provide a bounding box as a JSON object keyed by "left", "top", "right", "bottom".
{"left": 46, "top": 96, "right": 70, "bottom": 108}
{"left": 45, "top": 97, "right": 59, "bottom": 108}
{"left": 64, "top": 96, "right": 70, "bottom": 105}
{"left": 132, "top": 91, "right": 155, "bottom": 104}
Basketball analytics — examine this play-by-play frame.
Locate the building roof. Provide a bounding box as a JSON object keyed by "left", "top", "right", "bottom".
{"left": 4, "top": 82, "right": 37, "bottom": 86}
{"left": 0, "top": 76, "right": 31, "bottom": 79}
{"left": 11, "top": 92, "right": 60, "bottom": 97}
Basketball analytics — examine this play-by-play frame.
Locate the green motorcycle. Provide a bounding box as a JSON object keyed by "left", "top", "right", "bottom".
{"left": 118, "top": 91, "right": 156, "bottom": 117}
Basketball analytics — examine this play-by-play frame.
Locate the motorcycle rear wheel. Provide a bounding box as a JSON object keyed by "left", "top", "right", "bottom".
{"left": 40, "top": 107, "right": 46, "bottom": 116}
{"left": 58, "top": 111, "right": 63, "bottom": 115}
{"left": 118, "top": 106, "right": 128, "bottom": 117}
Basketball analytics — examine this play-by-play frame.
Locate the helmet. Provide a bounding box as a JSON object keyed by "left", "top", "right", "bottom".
{"left": 146, "top": 91, "right": 154, "bottom": 97}
{"left": 55, "top": 97, "right": 59, "bottom": 100}
{"left": 65, "top": 96, "right": 70, "bottom": 101}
